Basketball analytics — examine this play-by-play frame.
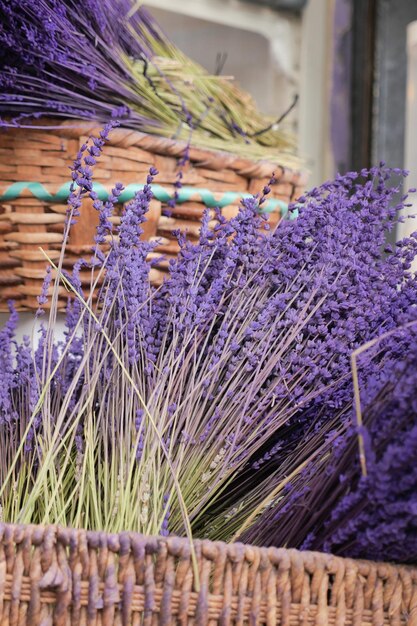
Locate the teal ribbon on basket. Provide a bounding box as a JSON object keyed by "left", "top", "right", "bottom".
{"left": 0, "top": 181, "right": 298, "bottom": 219}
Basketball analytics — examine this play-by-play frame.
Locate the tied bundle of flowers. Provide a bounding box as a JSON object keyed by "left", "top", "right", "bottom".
{"left": 279, "top": 322, "right": 417, "bottom": 565}
{"left": 0, "top": 126, "right": 417, "bottom": 562}
{"left": 0, "top": 0, "right": 297, "bottom": 163}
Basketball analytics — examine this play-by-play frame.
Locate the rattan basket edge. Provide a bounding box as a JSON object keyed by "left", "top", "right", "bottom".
{"left": 0, "top": 521, "right": 415, "bottom": 625}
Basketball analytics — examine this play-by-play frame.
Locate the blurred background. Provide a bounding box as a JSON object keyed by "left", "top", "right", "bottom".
{"left": 142, "top": 0, "right": 417, "bottom": 191}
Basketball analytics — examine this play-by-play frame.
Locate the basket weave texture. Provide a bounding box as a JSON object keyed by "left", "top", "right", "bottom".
{"left": 0, "top": 122, "right": 307, "bottom": 311}
{"left": 0, "top": 522, "right": 416, "bottom": 625}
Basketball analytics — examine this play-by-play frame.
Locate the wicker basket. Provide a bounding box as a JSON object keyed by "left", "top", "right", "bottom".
{"left": 0, "top": 522, "right": 415, "bottom": 625}
{"left": 0, "top": 122, "right": 307, "bottom": 311}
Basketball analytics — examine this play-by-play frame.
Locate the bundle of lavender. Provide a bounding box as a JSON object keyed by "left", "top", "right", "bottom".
{"left": 1, "top": 125, "right": 417, "bottom": 563}
{"left": 241, "top": 322, "right": 417, "bottom": 565}
{"left": 0, "top": 0, "right": 297, "bottom": 164}
{"left": 275, "top": 322, "right": 417, "bottom": 564}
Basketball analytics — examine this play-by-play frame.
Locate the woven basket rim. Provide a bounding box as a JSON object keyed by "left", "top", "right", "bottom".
{"left": 1, "top": 521, "right": 416, "bottom": 625}
{"left": 2, "top": 521, "right": 415, "bottom": 580}
{"left": 2, "top": 118, "right": 308, "bottom": 180}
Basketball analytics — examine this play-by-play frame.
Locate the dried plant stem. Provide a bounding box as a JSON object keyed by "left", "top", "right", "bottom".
{"left": 42, "top": 250, "right": 200, "bottom": 589}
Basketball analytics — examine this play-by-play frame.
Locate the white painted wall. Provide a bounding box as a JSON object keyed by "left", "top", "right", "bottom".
{"left": 144, "top": 0, "right": 334, "bottom": 184}
{"left": 299, "top": 0, "right": 334, "bottom": 185}
{"left": 402, "top": 20, "right": 417, "bottom": 255}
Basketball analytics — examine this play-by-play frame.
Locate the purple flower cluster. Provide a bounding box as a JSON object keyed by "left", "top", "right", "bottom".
{"left": 0, "top": 0, "right": 295, "bottom": 160}
{"left": 0, "top": 1, "right": 172, "bottom": 129}
{"left": 241, "top": 322, "right": 417, "bottom": 564}
{"left": 2, "top": 136, "right": 417, "bottom": 555}
{"left": 0, "top": 302, "right": 19, "bottom": 423}
{"left": 235, "top": 170, "right": 417, "bottom": 557}
{"left": 298, "top": 326, "right": 417, "bottom": 564}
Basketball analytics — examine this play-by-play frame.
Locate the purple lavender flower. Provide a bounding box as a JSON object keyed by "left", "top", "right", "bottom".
{"left": 0, "top": 302, "right": 19, "bottom": 423}
{"left": 36, "top": 265, "right": 52, "bottom": 314}
{"left": 0, "top": 2, "right": 197, "bottom": 136}
{"left": 2, "top": 156, "right": 417, "bottom": 556}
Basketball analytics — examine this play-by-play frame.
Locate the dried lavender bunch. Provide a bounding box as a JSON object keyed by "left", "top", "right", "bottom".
{"left": 212, "top": 169, "right": 417, "bottom": 544}
{"left": 0, "top": 0, "right": 172, "bottom": 128}
{"left": 0, "top": 139, "right": 416, "bottom": 551}
{"left": 0, "top": 0, "right": 296, "bottom": 161}
{"left": 296, "top": 326, "right": 417, "bottom": 564}
{"left": 237, "top": 243, "right": 417, "bottom": 562}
